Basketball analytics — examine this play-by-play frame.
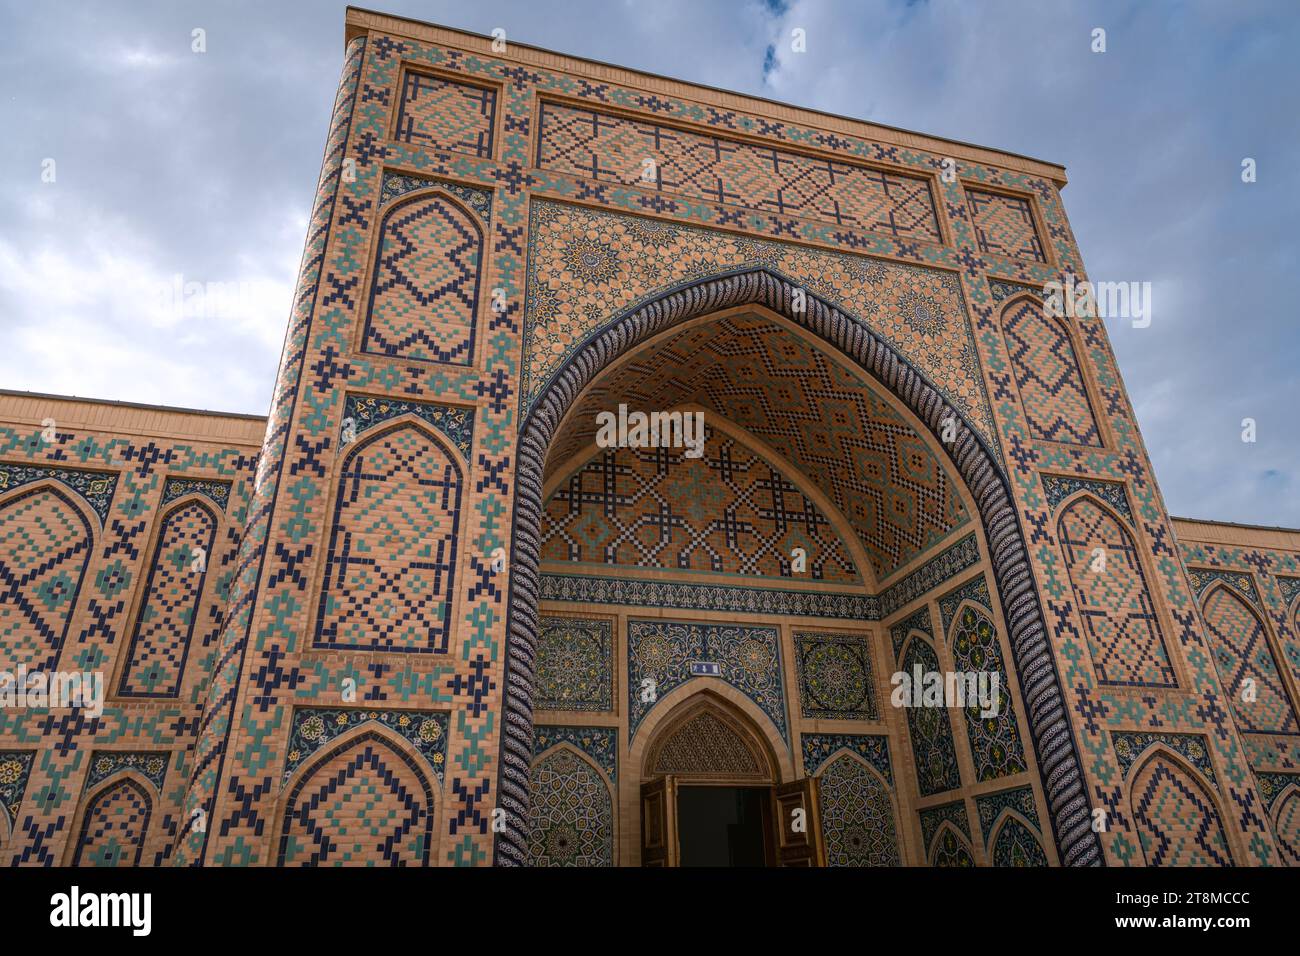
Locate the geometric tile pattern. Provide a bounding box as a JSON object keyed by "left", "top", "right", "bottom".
{"left": 1000, "top": 297, "right": 1102, "bottom": 446}
{"left": 975, "top": 785, "right": 1040, "bottom": 843}
{"left": 898, "top": 632, "right": 964, "bottom": 796}
{"left": 626, "top": 619, "right": 786, "bottom": 741}
{"left": 965, "top": 189, "right": 1045, "bottom": 262}
{"left": 361, "top": 193, "right": 482, "bottom": 365}
{"left": 314, "top": 424, "right": 462, "bottom": 653}
{"left": 794, "top": 631, "right": 877, "bottom": 720}
{"left": 526, "top": 746, "right": 614, "bottom": 867}
{"left": 1127, "top": 750, "right": 1233, "bottom": 867}
{"left": 1200, "top": 586, "right": 1299, "bottom": 734}
{"left": 542, "top": 427, "right": 858, "bottom": 582}
{"left": 393, "top": 71, "right": 496, "bottom": 158}
{"left": 523, "top": 201, "right": 996, "bottom": 451}
{"left": 546, "top": 314, "right": 969, "bottom": 580}
{"left": 117, "top": 501, "right": 218, "bottom": 697}
{"left": 0, "top": 486, "right": 94, "bottom": 671}
{"left": 277, "top": 732, "right": 435, "bottom": 866}
{"left": 1058, "top": 496, "right": 1177, "bottom": 687}
{"left": 283, "top": 708, "right": 448, "bottom": 783}
{"left": 817, "top": 751, "right": 901, "bottom": 866}
{"left": 536, "top": 617, "right": 614, "bottom": 712}
{"left": 538, "top": 101, "right": 942, "bottom": 243}
{"left": 71, "top": 777, "right": 152, "bottom": 867}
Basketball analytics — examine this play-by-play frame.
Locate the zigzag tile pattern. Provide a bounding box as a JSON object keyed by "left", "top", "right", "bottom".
{"left": 361, "top": 193, "right": 482, "bottom": 365}
{"left": 546, "top": 314, "right": 966, "bottom": 580}
{"left": 966, "top": 189, "right": 1045, "bottom": 262}
{"left": 72, "top": 779, "right": 151, "bottom": 867}
{"left": 1058, "top": 497, "right": 1176, "bottom": 687}
{"left": 314, "top": 425, "right": 461, "bottom": 653}
{"left": 1000, "top": 297, "right": 1101, "bottom": 446}
{"left": 1129, "top": 753, "right": 1232, "bottom": 866}
{"left": 542, "top": 425, "right": 858, "bottom": 582}
{"left": 393, "top": 70, "right": 496, "bottom": 158}
{"left": 278, "top": 734, "right": 434, "bottom": 866}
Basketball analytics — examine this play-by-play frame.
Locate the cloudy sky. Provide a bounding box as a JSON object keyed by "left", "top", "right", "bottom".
{"left": 1, "top": 0, "right": 1296, "bottom": 525}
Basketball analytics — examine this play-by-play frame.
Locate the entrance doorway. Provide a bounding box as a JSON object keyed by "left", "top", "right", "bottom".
{"left": 638, "top": 692, "right": 826, "bottom": 866}
{"left": 677, "top": 786, "right": 770, "bottom": 866}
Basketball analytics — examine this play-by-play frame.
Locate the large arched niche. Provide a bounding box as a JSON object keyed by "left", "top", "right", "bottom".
{"left": 499, "top": 267, "right": 1099, "bottom": 866}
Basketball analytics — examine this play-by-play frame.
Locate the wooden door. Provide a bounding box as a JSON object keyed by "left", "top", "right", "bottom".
{"left": 771, "top": 777, "right": 826, "bottom": 867}
{"left": 641, "top": 776, "right": 679, "bottom": 867}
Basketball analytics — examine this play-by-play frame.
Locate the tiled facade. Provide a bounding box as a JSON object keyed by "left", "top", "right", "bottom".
{"left": 0, "top": 8, "right": 1294, "bottom": 868}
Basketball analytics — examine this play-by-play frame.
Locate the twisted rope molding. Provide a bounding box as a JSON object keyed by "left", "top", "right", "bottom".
{"left": 496, "top": 268, "right": 1102, "bottom": 867}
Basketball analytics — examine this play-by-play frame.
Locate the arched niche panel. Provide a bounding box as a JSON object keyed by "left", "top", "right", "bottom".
{"left": 998, "top": 294, "right": 1102, "bottom": 446}
{"left": 817, "top": 751, "right": 901, "bottom": 867}
{"left": 1200, "top": 585, "right": 1299, "bottom": 734}
{"left": 1128, "top": 750, "right": 1233, "bottom": 867}
{"left": 899, "top": 636, "right": 962, "bottom": 797}
{"left": 1272, "top": 787, "right": 1300, "bottom": 867}
{"left": 277, "top": 730, "right": 436, "bottom": 867}
{"left": 0, "top": 485, "right": 94, "bottom": 672}
{"left": 71, "top": 777, "right": 152, "bottom": 867}
{"left": 1057, "top": 495, "right": 1176, "bottom": 687}
{"left": 929, "top": 823, "right": 975, "bottom": 867}
{"left": 361, "top": 191, "right": 483, "bottom": 366}
{"left": 117, "top": 498, "right": 218, "bottom": 697}
{"left": 990, "top": 813, "right": 1050, "bottom": 867}
{"left": 526, "top": 745, "right": 614, "bottom": 867}
{"left": 947, "top": 600, "right": 1028, "bottom": 781}
{"left": 314, "top": 422, "right": 463, "bottom": 654}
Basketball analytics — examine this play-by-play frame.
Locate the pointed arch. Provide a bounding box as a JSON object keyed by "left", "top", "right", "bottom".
{"left": 360, "top": 188, "right": 484, "bottom": 366}
{"left": 929, "top": 821, "right": 975, "bottom": 867}
{"left": 898, "top": 634, "right": 963, "bottom": 797}
{"left": 500, "top": 268, "right": 1098, "bottom": 865}
{"left": 117, "top": 496, "right": 219, "bottom": 698}
{"left": 946, "top": 597, "right": 1028, "bottom": 781}
{"left": 1127, "top": 747, "right": 1233, "bottom": 867}
{"left": 1199, "top": 582, "right": 1299, "bottom": 734}
{"left": 276, "top": 728, "right": 437, "bottom": 867}
{"left": 997, "top": 291, "right": 1102, "bottom": 446}
{"left": 989, "top": 810, "right": 1050, "bottom": 867}
{"left": 313, "top": 419, "right": 464, "bottom": 654}
{"left": 0, "top": 482, "right": 95, "bottom": 672}
{"left": 70, "top": 773, "right": 153, "bottom": 867}
{"left": 816, "top": 749, "right": 901, "bottom": 867}
{"left": 1057, "top": 492, "right": 1176, "bottom": 688}
{"left": 641, "top": 689, "right": 778, "bottom": 784}
{"left": 526, "top": 743, "right": 615, "bottom": 867}
{"left": 1270, "top": 784, "right": 1300, "bottom": 866}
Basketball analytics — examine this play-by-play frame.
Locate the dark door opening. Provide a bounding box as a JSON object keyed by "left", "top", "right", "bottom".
{"left": 676, "top": 786, "right": 771, "bottom": 867}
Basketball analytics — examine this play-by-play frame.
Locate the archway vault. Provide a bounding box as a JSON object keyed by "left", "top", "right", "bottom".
{"left": 500, "top": 267, "right": 1102, "bottom": 867}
